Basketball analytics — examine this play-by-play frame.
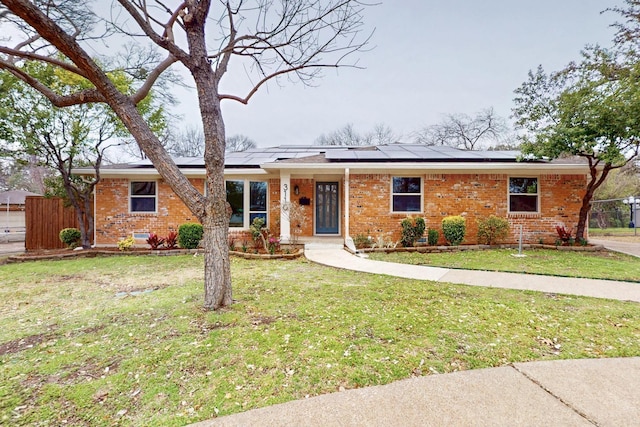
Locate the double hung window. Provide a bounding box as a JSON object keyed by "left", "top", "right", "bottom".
{"left": 392, "top": 177, "right": 422, "bottom": 212}
{"left": 509, "top": 177, "right": 538, "bottom": 213}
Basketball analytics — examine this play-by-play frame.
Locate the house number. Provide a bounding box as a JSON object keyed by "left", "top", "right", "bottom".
{"left": 283, "top": 183, "right": 288, "bottom": 201}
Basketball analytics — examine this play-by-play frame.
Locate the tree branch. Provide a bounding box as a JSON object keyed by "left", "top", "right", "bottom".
{"left": 115, "top": 0, "right": 190, "bottom": 64}
{"left": 0, "top": 45, "right": 88, "bottom": 77}
{"left": 219, "top": 63, "right": 344, "bottom": 104}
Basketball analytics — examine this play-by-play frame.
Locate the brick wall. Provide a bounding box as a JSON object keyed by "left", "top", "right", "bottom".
{"left": 348, "top": 173, "right": 586, "bottom": 245}
{"left": 95, "top": 172, "right": 586, "bottom": 246}
{"left": 95, "top": 178, "right": 204, "bottom": 245}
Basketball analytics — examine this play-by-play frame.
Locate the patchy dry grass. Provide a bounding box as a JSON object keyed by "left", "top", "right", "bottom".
{"left": 368, "top": 249, "right": 640, "bottom": 282}
{"left": 1, "top": 255, "right": 640, "bottom": 426}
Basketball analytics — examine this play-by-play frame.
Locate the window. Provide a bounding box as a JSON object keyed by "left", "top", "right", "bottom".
{"left": 392, "top": 177, "right": 422, "bottom": 212}
{"left": 509, "top": 177, "right": 538, "bottom": 212}
{"left": 249, "top": 181, "right": 268, "bottom": 224}
{"left": 226, "top": 180, "right": 268, "bottom": 227}
{"left": 130, "top": 181, "right": 157, "bottom": 213}
{"left": 226, "top": 180, "right": 244, "bottom": 227}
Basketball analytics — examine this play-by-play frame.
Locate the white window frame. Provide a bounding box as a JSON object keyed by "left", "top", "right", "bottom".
{"left": 226, "top": 179, "right": 269, "bottom": 229}
{"left": 508, "top": 176, "right": 539, "bottom": 213}
{"left": 391, "top": 176, "right": 423, "bottom": 213}
{"left": 129, "top": 180, "right": 158, "bottom": 213}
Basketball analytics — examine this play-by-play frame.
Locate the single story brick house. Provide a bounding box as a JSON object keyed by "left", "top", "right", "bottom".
{"left": 83, "top": 144, "right": 589, "bottom": 247}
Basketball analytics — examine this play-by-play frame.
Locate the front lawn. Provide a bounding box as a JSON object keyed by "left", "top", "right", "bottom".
{"left": 367, "top": 248, "right": 640, "bottom": 282}
{"left": 1, "top": 255, "right": 640, "bottom": 426}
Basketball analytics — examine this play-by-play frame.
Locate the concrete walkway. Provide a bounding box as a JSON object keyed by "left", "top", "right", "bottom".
{"left": 191, "top": 245, "right": 640, "bottom": 427}
{"left": 305, "top": 247, "right": 640, "bottom": 303}
{"left": 590, "top": 238, "right": 640, "bottom": 258}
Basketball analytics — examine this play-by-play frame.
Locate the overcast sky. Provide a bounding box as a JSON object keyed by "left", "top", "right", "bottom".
{"left": 174, "top": 1, "right": 618, "bottom": 147}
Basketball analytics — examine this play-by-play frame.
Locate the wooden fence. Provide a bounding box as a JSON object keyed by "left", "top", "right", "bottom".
{"left": 25, "top": 196, "right": 91, "bottom": 250}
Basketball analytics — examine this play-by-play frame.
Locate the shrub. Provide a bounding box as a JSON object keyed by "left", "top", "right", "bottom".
{"left": 117, "top": 236, "right": 135, "bottom": 251}
{"left": 442, "top": 215, "right": 466, "bottom": 246}
{"left": 555, "top": 225, "right": 573, "bottom": 243}
{"left": 164, "top": 231, "right": 178, "bottom": 249}
{"left": 427, "top": 228, "right": 439, "bottom": 246}
{"left": 400, "top": 217, "right": 426, "bottom": 247}
{"left": 267, "top": 236, "right": 280, "bottom": 255}
{"left": 146, "top": 233, "right": 165, "bottom": 250}
{"left": 250, "top": 217, "right": 268, "bottom": 251}
{"left": 353, "top": 234, "right": 372, "bottom": 249}
{"left": 59, "top": 228, "right": 81, "bottom": 248}
{"left": 178, "top": 223, "right": 203, "bottom": 249}
{"left": 477, "top": 215, "right": 510, "bottom": 245}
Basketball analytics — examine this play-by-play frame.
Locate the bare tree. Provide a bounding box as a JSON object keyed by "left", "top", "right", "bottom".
{"left": 0, "top": 0, "right": 371, "bottom": 310}
{"left": 414, "top": 107, "right": 508, "bottom": 150}
{"left": 164, "top": 128, "right": 255, "bottom": 157}
{"left": 166, "top": 125, "right": 205, "bottom": 157}
{"left": 226, "top": 134, "right": 257, "bottom": 152}
{"left": 316, "top": 123, "right": 396, "bottom": 146}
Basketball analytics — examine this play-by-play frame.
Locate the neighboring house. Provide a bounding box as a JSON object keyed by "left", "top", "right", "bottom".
{"left": 0, "top": 190, "right": 41, "bottom": 233}
{"left": 80, "top": 144, "right": 589, "bottom": 247}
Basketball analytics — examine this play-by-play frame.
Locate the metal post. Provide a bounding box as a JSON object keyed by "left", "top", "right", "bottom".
{"left": 511, "top": 224, "right": 526, "bottom": 258}
{"left": 518, "top": 224, "right": 523, "bottom": 256}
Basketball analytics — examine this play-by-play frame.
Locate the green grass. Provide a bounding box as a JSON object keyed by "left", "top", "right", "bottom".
{"left": 1, "top": 255, "right": 640, "bottom": 426}
{"left": 589, "top": 227, "right": 638, "bottom": 237}
{"left": 367, "top": 248, "right": 640, "bottom": 282}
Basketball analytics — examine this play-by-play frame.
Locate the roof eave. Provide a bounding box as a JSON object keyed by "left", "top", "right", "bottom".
{"left": 261, "top": 161, "right": 590, "bottom": 173}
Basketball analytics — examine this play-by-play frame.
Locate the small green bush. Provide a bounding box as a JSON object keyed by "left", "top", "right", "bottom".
{"left": 477, "top": 215, "right": 510, "bottom": 245}
{"left": 178, "top": 223, "right": 203, "bottom": 249}
{"left": 117, "top": 236, "right": 135, "bottom": 251}
{"left": 400, "top": 217, "right": 426, "bottom": 247}
{"left": 59, "top": 228, "right": 81, "bottom": 248}
{"left": 442, "top": 215, "right": 466, "bottom": 246}
{"left": 427, "top": 228, "right": 439, "bottom": 246}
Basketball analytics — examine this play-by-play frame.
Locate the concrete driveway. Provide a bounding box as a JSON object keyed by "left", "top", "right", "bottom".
{"left": 590, "top": 239, "right": 640, "bottom": 258}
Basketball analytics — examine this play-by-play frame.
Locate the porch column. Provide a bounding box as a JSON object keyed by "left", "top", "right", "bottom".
{"left": 344, "top": 168, "right": 350, "bottom": 238}
{"left": 280, "top": 172, "right": 291, "bottom": 244}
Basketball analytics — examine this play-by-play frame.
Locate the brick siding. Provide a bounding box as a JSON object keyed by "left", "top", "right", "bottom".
{"left": 94, "top": 172, "right": 586, "bottom": 246}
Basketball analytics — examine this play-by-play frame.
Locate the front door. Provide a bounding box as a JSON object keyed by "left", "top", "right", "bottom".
{"left": 315, "top": 182, "right": 339, "bottom": 234}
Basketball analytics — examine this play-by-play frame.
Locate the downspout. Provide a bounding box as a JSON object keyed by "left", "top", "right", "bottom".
{"left": 344, "top": 168, "right": 357, "bottom": 252}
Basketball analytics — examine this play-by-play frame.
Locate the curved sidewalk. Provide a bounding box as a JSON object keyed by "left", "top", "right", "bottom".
{"left": 192, "top": 357, "right": 640, "bottom": 427}
{"left": 305, "top": 247, "right": 640, "bottom": 303}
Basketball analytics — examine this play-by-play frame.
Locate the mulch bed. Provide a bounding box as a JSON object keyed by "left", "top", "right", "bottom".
{"left": 353, "top": 243, "right": 606, "bottom": 254}
{"left": 5, "top": 246, "right": 305, "bottom": 263}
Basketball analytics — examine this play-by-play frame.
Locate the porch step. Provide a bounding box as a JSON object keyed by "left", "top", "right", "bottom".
{"left": 304, "top": 242, "right": 344, "bottom": 251}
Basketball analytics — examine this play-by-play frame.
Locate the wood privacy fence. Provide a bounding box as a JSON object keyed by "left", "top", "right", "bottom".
{"left": 25, "top": 196, "right": 92, "bottom": 250}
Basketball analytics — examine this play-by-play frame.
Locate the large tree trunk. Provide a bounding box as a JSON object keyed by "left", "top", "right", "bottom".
{"left": 83, "top": 194, "right": 93, "bottom": 249}
{"left": 202, "top": 215, "right": 232, "bottom": 308}
{"left": 576, "top": 165, "right": 612, "bottom": 241}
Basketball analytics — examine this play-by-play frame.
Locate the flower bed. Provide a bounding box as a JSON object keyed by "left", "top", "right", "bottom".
{"left": 6, "top": 246, "right": 304, "bottom": 263}
{"left": 352, "top": 242, "right": 606, "bottom": 255}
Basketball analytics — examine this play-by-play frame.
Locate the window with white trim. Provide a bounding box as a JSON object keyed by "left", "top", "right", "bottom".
{"left": 130, "top": 181, "right": 157, "bottom": 213}
{"left": 392, "top": 177, "right": 422, "bottom": 212}
{"left": 509, "top": 177, "right": 538, "bottom": 212}
{"left": 226, "top": 180, "right": 268, "bottom": 227}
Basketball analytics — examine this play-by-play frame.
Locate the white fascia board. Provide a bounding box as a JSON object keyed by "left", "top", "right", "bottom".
{"left": 261, "top": 162, "right": 589, "bottom": 174}
{"left": 75, "top": 167, "right": 269, "bottom": 179}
